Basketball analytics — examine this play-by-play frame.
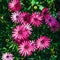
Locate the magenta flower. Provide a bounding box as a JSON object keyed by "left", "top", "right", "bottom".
{"left": 11, "top": 11, "right": 21, "bottom": 23}
{"left": 2, "top": 53, "right": 14, "bottom": 60}
{"left": 19, "top": 12, "right": 31, "bottom": 24}
{"left": 18, "top": 40, "right": 35, "bottom": 56}
{"left": 36, "top": 36, "right": 50, "bottom": 50}
{"left": 45, "top": 15, "right": 57, "bottom": 26}
{"left": 50, "top": 21, "right": 60, "bottom": 32}
{"left": 8, "top": 0, "right": 22, "bottom": 12}
{"left": 30, "top": 12, "right": 43, "bottom": 27}
{"left": 42, "top": 8, "right": 50, "bottom": 17}
{"left": 12, "top": 25, "right": 32, "bottom": 40}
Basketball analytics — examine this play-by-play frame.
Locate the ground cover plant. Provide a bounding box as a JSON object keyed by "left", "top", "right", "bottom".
{"left": 0, "top": 0, "right": 60, "bottom": 60}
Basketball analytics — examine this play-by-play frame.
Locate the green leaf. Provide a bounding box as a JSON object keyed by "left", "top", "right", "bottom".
{"left": 31, "top": 0, "right": 36, "bottom": 5}
{"left": 39, "top": 5, "right": 44, "bottom": 10}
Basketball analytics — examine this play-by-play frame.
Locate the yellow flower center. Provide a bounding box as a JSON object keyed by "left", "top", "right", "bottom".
{"left": 34, "top": 6, "right": 38, "bottom": 10}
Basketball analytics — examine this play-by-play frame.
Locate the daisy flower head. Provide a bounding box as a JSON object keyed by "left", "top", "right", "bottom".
{"left": 42, "top": 8, "right": 50, "bottom": 17}
{"left": 19, "top": 12, "right": 31, "bottom": 24}
{"left": 30, "top": 12, "right": 43, "bottom": 27}
{"left": 18, "top": 40, "right": 35, "bottom": 56}
{"left": 11, "top": 11, "right": 21, "bottom": 23}
{"left": 2, "top": 53, "right": 14, "bottom": 60}
{"left": 45, "top": 15, "right": 57, "bottom": 26}
{"left": 8, "top": 0, "right": 22, "bottom": 12}
{"left": 12, "top": 25, "right": 32, "bottom": 40}
{"left": 36, "top": 36, "right": 50, "bottom": 50}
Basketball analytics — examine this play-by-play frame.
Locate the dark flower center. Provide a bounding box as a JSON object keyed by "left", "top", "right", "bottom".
{"left": 16, "top": 15, "right": 19, "bottom": 18}
{"left": 34, "top": 18, "right": 38, "bottom": 21}
{"left": 41, "top": 40, "right": 45, "bottom": 44}
{"left": 6, "top": 55, "right": 9, "bottom": 58}
{"left": 49, "top": 19, "right": 52, "bottom": 22}
{"left": 18, "top": 31, "right": 22, "bottom": 34}
{"left": 52, "top": 26, "right": 56, "bottom": 28}
{"left": 15, "top": 2, "right": 19, "bottom": 7}
{"left": 44, "top": 12, "right": 47, "bottom": 15}
{"left": 44, "top": 11, "right": 49, "bottom": 15}
{"left": 23, "top": 16, "right": 28, "bottom": 21}
{"left": 24, "top": 45, "right": 29, "bottom": 49}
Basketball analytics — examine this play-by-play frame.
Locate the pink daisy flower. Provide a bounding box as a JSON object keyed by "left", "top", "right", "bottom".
{"left": 18, "top": 40, "right": 35, "bottom": 56}
{"left": 8, "top": 0, "right": 22, "bottom": 12}
{"left": 2, "top": 53, "right": 14, "bottom": 60}
{"left": 50, "top": 21, "right": 60, "bottom": 32}
{"left": 42, "top": 8, "right": 50, "bottom": 17}
{"left": 11, "top": 11, "right": 21, "bottom": 23}
{"left": 45, "top": 15, "right": 57, "bottom": 26}
{"left": 12, "top": 25, "right": 32, "bottom": 40}
{"left": 36, "top": 36, "right": 50, "bottom": 50}
{"left": 19, "top": 12, "right": 31, "bottom": 24}
{"left": 30, "top": 12, "right": 43, "bottom": 27}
